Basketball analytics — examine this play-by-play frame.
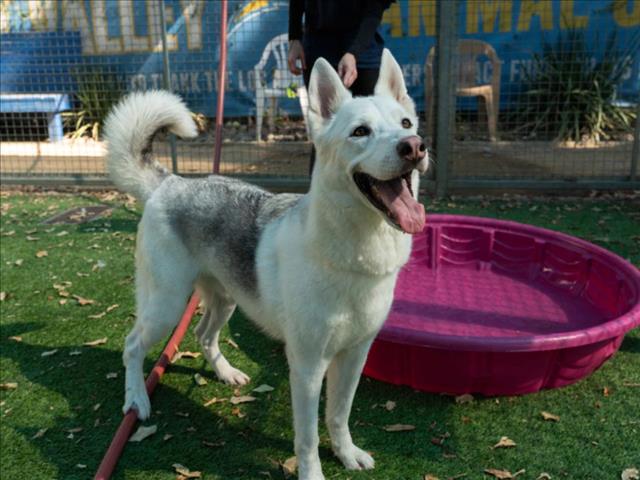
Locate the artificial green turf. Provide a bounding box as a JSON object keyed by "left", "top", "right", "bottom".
{"left": 1, "top": 190, "right": 638, "bottom": 480}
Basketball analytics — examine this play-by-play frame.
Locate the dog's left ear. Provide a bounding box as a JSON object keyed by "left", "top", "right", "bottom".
{"left": 375, "top": 49, "right": 416, "bottom": 116}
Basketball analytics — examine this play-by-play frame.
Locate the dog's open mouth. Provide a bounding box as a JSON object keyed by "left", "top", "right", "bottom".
{"left": 353, "top": 171, "right": 425, "bottom": 234}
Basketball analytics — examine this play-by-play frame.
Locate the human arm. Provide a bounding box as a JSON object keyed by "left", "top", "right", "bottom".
{"left": 288, "top": 0, "right": 306, "bottom": 75}
{"left": 339, "top": 0, "right": 392, "bottom": 87}
{"left": 345, "top": 0, "right": 390, "bottom": 59}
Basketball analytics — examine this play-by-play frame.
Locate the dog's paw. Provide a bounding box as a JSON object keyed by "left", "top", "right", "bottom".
{"left": 123, "top": 388, "right": 151, "bottom": 420}
{"left": 334, "top": 444, "right": 375, "bottom": 471}
{"left": 297, "top": 458, "right": 325, "bottom": 480}
{"left": 217, "top": 365, "right": 250, "bottom": 386}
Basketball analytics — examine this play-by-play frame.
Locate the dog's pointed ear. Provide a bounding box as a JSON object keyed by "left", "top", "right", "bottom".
{"left": 308, "top": 57, "right": 351, "bottom": 135}
{"left": 375, "top": 49, "right": 416, "bottom": 115}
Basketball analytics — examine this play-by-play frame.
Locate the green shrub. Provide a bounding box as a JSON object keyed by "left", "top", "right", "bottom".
{"left": 63, "top": 67, "right": 124, "bottom": 140}
{"left": 515, "top": 30, "right": 638, "bottom": 143}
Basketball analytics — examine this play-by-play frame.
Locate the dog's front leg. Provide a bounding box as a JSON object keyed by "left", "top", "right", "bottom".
{"left": 287, "top": 348, "right": 330, "bottom": 480}
{"left": 325, "top": 339, "right": 375, "bottom": 471}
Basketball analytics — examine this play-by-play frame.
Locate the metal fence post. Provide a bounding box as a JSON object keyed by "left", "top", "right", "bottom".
{"left": 160, "top": 0, "right": 178, "bottom": 175}
{"left": 213, "top": 0, "right": 229, "bottom": 175}
{"left": 434, "top": 0, "right": 457, "bottom": 198}
{"left": 631, "top": 103, "right": 639, "bottom": 182}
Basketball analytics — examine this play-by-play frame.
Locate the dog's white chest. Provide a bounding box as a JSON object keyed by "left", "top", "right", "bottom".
{"left": 324, "top": 272, "right": 398, "bottom": 351}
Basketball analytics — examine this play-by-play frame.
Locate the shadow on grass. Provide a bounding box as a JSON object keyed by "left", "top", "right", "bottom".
{"left": 1, "top": 311, "right": 458, "bottom": 479}
{"left": 619, "top": 333, "right": 640, "bottom": 354}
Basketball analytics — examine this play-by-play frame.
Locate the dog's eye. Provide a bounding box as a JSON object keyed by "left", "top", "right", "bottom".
{"left": 402, "top": 118, "right": 413, "bottom": 129}
{"left": 351, "top": 126, "right": 371, "bottom": 137}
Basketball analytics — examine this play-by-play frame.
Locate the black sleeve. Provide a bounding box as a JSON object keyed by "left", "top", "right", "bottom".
{"left": 346, "top": 0, "right": 393, "bottom": 58}
{"left": 289, "top": 0, "right": 304, "bottom": 41}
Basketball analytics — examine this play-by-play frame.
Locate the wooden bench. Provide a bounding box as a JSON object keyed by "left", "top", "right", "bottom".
{"left": 0, "top": 93, "right": 71, "bottom": 142}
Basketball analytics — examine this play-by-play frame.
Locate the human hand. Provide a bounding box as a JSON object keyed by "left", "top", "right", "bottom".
{"left": 338, "top": 53, "right": 357, "bottom": 88}
{"left": 288, "top": 40, "right": 306, "bottom": 75}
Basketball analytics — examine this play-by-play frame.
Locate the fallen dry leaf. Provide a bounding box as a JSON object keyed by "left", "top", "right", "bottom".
{"left": 93, "top": 403, "right": 102, "bottom": 411}
{"left": 384, "top": 400, "right": 397, "bottom": 411}
{"left": 171, "top": 350, "right": 202, "bottom": 363}
{"left": 383, "top": 424, "right": 415, "bottom": 432}
{"left": 281, "top": 456, "right": 297, "bottom": 478}
{"left": 88, "top": 311, "right": 106, "bottom": 319}
{"left": 129, "top": 424, "right": 157, "bottom": 442}
{"left": 163, "top": 433, "right": 173, "bottom": 441}
{"left": 73, "top": 295, "right": 95, "bottom": 306}
{"left": 230, "top": 395, "right": 256, "bottom": 405}
{"left": 172, "top": 463, "right": 201, "bottom": 478}
{"left": 0, "top": 292, "right": 6, "bottom": 301}
{"left": 26, "top": 235, "right": 39, "bottom": 241}
{"left": 536, "top": 474, "right": 552, "bottom": 480}
{"left": 225, "top": 338, "right": 239, "bottom": 349}
{"left": 194, "top": 373, "right": 208, "bottom": 386}
{"left": 106, "top": 372, "right": 118, "bottom": 379}
{"left": 202, "top": 439, "right": 225, "bottom": 448}
{"left": 485, "top": 468, "right": 525, "bottom": 479}
{"left": 203, "top": 397, "right": 226, "bottom": 407}
{"left": 69, "top": 350, "right": 82, "bottom": 356}
{"left": 14, "top": 259, "right": 23, "bottom": 266}
{"left": 493, "top": 436, "right": 517, "bottom": 449}
{"left": 541, "top": 411, "right": 560, "bottom": 422}
{"left": 106, "top": 304, "right": 119, "bottom": 312}
{"left": 230, "top": 407, "right": 245, "bottom": 418}
{"left": 424, "top": 475, "right": 441, "bottom": 480}
{"left": 8, "top": 336, "right": 22, "bottom": 342}
{"left": 32, "top": 428, "right": 48, "bottom": 439}
{"left": 175, "top": 412, "right": 190, "bottom": 418}
{"left": 35, "top": 250, "right": 48, "bottom": 258}
{"left": 603, "top": 386, "right": 610, "bottom": 397}
{"left": 0, "top": 383, "right": 18, "bottom": 390}
{"left": 41, "top": 349, "right": 58, "bottom": 357}
{"left": 455, "top": 394, "right": 474, "bottom": 404}
{"left": 253, "top": 384, "right": 274, "bottom": 393}
{"left": 622, "top": 468, "right": 639, "bottom": 480}
{"left": 84, "top": 337, "right": 107, "bottom": 347}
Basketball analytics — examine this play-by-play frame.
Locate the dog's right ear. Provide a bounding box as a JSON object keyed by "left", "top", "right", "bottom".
{"left": 307, "top": 58, "right": 351, "bottom": 136}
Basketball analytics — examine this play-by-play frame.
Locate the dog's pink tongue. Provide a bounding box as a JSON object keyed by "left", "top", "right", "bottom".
{"left": 376, "top": 178, "right": 426, "bottom": 234}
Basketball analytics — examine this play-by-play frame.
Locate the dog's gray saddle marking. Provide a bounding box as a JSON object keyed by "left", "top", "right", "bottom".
{"left": 166, "top": 175, "right": 300, "bottom": 293}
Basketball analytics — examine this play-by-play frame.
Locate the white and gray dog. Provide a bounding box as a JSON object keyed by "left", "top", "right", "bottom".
{"left": 104, "top": 49, "right": 427, "bottom": 480}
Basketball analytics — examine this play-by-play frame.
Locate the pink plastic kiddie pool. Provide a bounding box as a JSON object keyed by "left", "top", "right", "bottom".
{"left": 363, "top": 215, "right": 640, "bottom": 396}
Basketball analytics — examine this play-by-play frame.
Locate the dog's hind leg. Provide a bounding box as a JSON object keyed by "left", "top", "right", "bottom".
{"left": 325, "top": 339, "right": 375, "bottom": 471}
{"left": 123, "top": 228, "right": 198, "bottom": 420}
{"left": 194, "top": 278, "right": 250, "bottom": 385}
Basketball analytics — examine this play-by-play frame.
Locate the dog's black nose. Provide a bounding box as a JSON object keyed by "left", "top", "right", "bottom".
{"left": 397, "top": 136, "right": 427, "bottom": 164}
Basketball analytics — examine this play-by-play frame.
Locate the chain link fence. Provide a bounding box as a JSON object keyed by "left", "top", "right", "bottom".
{"left": 1, "top": 0, "right": 638, "bottom": 194}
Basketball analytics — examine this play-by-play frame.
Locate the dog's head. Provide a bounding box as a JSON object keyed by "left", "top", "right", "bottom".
{"left": 307, "top": 49, "right": 427, "bottom": 234}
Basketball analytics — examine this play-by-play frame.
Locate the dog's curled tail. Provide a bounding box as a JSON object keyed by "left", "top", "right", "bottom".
{"left": 104, "top": 90, "right": 198, "bottom": 203}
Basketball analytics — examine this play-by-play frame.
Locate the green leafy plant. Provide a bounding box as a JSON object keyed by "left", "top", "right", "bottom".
{"left": 63, "top": 67, "right": 124, "bottom": 140}
{"left": 515, "top": 30, "right": 638, "bottom": 143}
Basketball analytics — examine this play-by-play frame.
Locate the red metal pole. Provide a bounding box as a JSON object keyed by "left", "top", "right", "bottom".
{"left": 94, "top": 294, "right": 200, "bottom": 480}
{"left": 213, "top": 0, "right": 228, "bottom": 174}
